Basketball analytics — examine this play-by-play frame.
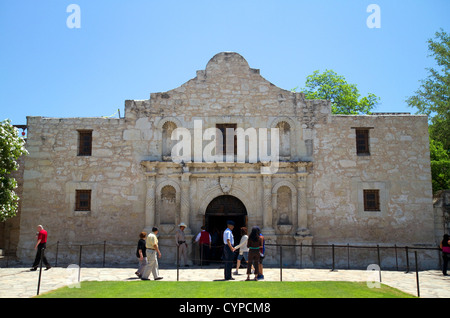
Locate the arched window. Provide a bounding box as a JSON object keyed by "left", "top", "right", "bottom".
{"left": 276, "top": 121, "right": 291, "bottom": 158}
{"left": 276, "top": 186, "right": 292, "bottom": 225}
{"left": 160, "top": 185, "right": 176, "bottom": 224}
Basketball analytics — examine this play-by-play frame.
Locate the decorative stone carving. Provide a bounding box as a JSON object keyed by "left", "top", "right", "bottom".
{"left": 219, "top": 176, "right": 233, "bottom": 194}
{"left": 262, "top": 175, "right": 275, "bottom": 234}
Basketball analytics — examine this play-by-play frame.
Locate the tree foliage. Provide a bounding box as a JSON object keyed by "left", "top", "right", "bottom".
{"left": 407, "top": 29, "right": 450, "bottom": 152}
{"left": 429, "top": 138, "right": 450, "bottom": 193}
{"left": 0, "top": 119, "right": 28, "bottom": 222}
{"left": 300, "top": 69, "right": 379, "bottom": 115}
{"left": 406, "top": 29, "right": 450, "bottom": 193}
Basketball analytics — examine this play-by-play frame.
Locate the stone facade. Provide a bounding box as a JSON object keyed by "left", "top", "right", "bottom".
{"left": 13, "top": 52, "right": 437, "bottom": 268}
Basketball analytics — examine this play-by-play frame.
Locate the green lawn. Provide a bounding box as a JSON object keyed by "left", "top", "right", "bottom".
{"left": 36, "top": 281, "right": 415, "bottom": 298}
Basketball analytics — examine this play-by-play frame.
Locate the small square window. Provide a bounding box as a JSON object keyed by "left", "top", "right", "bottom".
{"left": 75, "top": 190, "right": 91, "bottom": 211}
{"left": 78, "top": 130, "right": 92, "bottom": 156}
{"left": 363, "top": 189, "right": 380, "bottom": 211}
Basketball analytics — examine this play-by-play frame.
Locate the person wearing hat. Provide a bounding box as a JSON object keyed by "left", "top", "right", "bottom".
{"left": 223, "top": 220, "right": 236, "bottom": 280}
{"left": 175, "top": 222, "right": 189, "bottom": 267}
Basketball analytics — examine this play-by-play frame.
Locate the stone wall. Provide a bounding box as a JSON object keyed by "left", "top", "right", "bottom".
{"left": 311, "top": 114, "right": 435, "bottom": 246}
{"left": 16, "top": 116, "right": 148, "bottom": 263}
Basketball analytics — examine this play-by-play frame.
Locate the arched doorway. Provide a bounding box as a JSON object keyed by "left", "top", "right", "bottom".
{"left": 205, "top": 195, "right": 247, "bottom": 262}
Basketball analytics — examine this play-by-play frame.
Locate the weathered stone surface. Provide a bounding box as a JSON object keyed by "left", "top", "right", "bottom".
{"left": 11, "top": 52, "right": 437, "bottom": 268}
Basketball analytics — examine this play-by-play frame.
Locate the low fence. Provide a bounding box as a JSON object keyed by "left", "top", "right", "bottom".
{"left": 2, "top": 241, "right": 444, "bottom": 297}
{"left": 265, "top": 243, "right": 442, "bottom": 272}
{"left": 2, "top": 240, "right": 442, "bottom": 272}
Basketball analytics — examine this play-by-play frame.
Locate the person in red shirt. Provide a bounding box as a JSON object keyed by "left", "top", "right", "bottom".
{"left": 195, "top": 226, "right": 211, "bottom": 265}
{"left": 31, "top": 225, "right": 51, "bottom": 271}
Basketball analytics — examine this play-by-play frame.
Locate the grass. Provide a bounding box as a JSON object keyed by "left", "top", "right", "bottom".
{"left": 36, "top": 281, "right": 415, "bottom": 298}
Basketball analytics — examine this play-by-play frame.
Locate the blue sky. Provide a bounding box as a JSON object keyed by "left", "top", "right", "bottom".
{"left": 1, "top": 0, "right": 449, "bottom": 125}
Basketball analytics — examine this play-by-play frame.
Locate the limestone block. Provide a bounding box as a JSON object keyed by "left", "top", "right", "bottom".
{"left": 123, "top": 129, "right": 141, "bottom": 140}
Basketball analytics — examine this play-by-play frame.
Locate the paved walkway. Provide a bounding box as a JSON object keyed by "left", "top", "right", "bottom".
{"left": 0, "top": 265, "right": 449, "bottom": 298}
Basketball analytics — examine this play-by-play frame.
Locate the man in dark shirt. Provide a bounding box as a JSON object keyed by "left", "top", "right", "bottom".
{"left": 31, "top": 225, "right": 51, "bottom": 271}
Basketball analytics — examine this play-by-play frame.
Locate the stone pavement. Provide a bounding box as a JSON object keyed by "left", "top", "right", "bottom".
{"left": 0, "top": 265, "right": 449, "bottom": 298}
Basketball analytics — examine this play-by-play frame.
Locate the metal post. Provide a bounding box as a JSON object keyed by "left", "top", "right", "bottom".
{"left": 200, "top": 243, "right": 203, "bottom": 268}
{"left": 394, "top": 244, "right": 398, "bottom": 271}
{"left": 177, "top": 244, "right": 180, "bottom": 282}
{"left": 36, "top": 247, "right": 45, "bottom": 296}
{"left": 438, "top": 247, "right": 442, "bottom": 269}
{"left": 300, "top": 242, "right": 303, "bottom": 269}
{"left": 280, "top": 245, "right": 283, "bottom": 282}
{"left": 377, "top": 245, "right": 382, "bottom": 283}
{"left": 55, "top": 241, "right": 59, "bottom": 267}
{"left": 347, "top": 243, "right": 350, "bottom": 269}
{"left": 377, "top": 245, "right": 381, "bottom": 267}
{"left": 331, "top": 244, "right": 335, "bottom": 271}
{"left": 405, "top": 246, "right": 410, "bottom": 273}
{"left": 414, "top": 251, "right": 420, "bottom": 297}
{"left": 78, "top": 245, "right": 82, "bottom": 283}
{"left": 103, "top": 241, "right": 106, "bottom": 267}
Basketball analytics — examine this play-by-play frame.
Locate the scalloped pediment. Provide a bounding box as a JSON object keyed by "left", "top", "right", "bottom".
{"left": 144, "top": 52, "right": 312, "bottom": 117}
{"left": 125, "top": 52, "right": 330, "bottom": 121}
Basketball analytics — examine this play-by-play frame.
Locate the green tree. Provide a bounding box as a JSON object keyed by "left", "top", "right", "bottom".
{"left": 299, "top": 69, "right": 379, "bottom": 115}
{"left": 429, "top": 138, "right": 450, "bottom": 193}
{"left": 0, "top": 119, "right": 28, "bottom": 222}
{"left": 406, "top": 29, "right": 450, "bottom": 151}
{"left": 406, "top": 29, "right": 450, "bottom": 193}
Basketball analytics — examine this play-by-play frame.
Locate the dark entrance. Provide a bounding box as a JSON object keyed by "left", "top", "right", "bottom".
{"left": 205, "top": 195, "right": 247, "bottom": 262}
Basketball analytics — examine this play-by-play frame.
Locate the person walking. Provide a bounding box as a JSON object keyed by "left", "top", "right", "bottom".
{"left": 135, "top": 232, "right": 147, "bottom": 278}
{"left": 141, "top": 227, "right": 163, "bottom": 280}
{"left": 233, "top": 227, "right": 248, "bottom": 275}
{"left": 440, "top": 234, "right": 450, "bottom": 276}
{"left": 223, "top": 220, "right": 236, "bottom": 280}
{"left": 31, "top": 225, "right": 51, "bottom": 271}
{"left": 195, "top": 226, "right": 211, "bottom": 265}
{"left": 175, "top": 222, "right": 189, "bottom": 267}
{"left": 257, "top": 231, "right": 265, "bottom": 280}
{"left": 246, "top": 226, "right": 263, "bottom": 281}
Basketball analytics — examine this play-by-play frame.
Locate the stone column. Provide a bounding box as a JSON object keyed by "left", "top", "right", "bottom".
{"left": 141, "top": 161, "right": 157, "bottom": 234}
{"left": 296, "top": 166, "right": 309, "bottom": 236}
{"left": 262, "top": 175, "right": 275, "bottom": 234}
{"left": 294, "top": 163, "right": 313, "bottom": 266}
{"left": 180, "top": 166, "right": 192, "bottom": 234}
{"left": 143, "top": 172, "right": 156, "bottom": 234}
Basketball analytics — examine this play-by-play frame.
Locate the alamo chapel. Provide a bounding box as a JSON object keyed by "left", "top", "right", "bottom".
{"left": 4, "top": 52, "right": 439, "bottom": 268}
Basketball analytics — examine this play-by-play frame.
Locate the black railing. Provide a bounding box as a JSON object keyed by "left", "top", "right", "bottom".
{"left": 1, "top": 241, "right": 443, "bottom": 271}
{"left": 1, "top": 241, "right": 445, "bottom": 297}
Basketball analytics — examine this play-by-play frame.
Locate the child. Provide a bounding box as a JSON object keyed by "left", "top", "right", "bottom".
{"left": 233, "top": 227, "right": 248, "bottom": 275}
